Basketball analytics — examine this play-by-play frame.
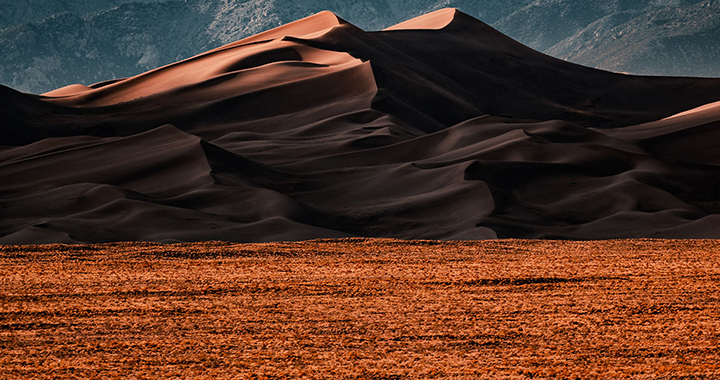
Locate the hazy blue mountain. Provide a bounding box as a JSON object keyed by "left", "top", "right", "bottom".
{"left": 497, "top": 0, "right": 720, "bottom": 76}
{"left": 544, "top": 0, "right": 720, "bottom": 76}
{"left": 2, "top": 0, "right": 719, "bottom": 94}
{"left": 0, "top": 0, "right": 166, "bottom": 29}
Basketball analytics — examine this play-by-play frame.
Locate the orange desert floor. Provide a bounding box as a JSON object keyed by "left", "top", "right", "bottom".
{"left": 1, "top": 239, "right": 719, "bottom": 379}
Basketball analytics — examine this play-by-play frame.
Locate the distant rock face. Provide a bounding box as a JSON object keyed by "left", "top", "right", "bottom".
{"left": 496, "top": 0, "right": 720, "bottom": 77}
{"left": 0, "top": 0, "right": 165, "bottom": 30}
{"left": 543, "top": 0, "right": 720, "bottom": 77}
{"left": 2, "top": 0, "right": 719, "bottom": 94}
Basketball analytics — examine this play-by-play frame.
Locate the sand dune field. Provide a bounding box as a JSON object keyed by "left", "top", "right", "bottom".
{"left": 2, "top": 9, "right": 720, "bottom": 242}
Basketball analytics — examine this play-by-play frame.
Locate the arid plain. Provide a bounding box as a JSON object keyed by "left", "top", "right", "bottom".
{"left": 2, "top": 239, "right": 719, "bottom": 379}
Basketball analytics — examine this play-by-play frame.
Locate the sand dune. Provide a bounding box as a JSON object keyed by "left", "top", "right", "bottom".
{"left": 1, "top": 9, "right": 720, "bottom": 243}
{"left": 384, "top": 7, "right": 457, "bottom": 30}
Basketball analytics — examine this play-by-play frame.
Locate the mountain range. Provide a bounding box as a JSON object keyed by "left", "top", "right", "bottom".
{"left": 2, "top": 0, "right": 720, "bottom": 94}
{"left": 2, "top": 9, "right": 720, "bottom": 243}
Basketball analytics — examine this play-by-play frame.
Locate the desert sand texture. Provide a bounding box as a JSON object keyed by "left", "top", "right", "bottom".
{"left": 2, "top": 8, "right": 720, "bottom": 243}
{"left": 1, "top": 239, "right": 719, "bottom": 378}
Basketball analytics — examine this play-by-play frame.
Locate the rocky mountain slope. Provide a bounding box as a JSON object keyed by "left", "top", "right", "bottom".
{"left": 0, "top": 0, "right": 165, "bottom": 30}
{"left": 497, "top": 0, "right": 720, "bottom": 76}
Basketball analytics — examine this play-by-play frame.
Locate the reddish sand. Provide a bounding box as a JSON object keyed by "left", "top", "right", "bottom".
{"left": 1, "top": 8, "right": 720, "bottom": 243}
{"left": 384, "top": 7, "right": 457, "bottom": 30}
{"left": 1, "top": 239, "right": 719, "bottom": 378}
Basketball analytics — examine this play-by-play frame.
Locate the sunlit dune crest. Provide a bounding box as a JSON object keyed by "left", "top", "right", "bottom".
{"left": 215, "top": 10, "right": 348, "bottom": 49}
{"left": 41, "top": 83, "right": 93, "bottom": 97}
{"left": 2, "top": 9, "right": 720, "bottom": 243}
{"left": 661, "top": 99, "right": 720, "bottom": 121}
{"left": 384, "top": 8, "right": 458, "bottom": 30}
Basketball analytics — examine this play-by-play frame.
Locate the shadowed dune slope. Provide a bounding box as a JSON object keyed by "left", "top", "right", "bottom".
{"left": 1, "top": 8, "right": 720, "bottom": 243}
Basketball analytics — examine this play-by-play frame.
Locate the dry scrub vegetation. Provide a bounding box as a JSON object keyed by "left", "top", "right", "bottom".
{"left": 1, "top": 239, "right": 719, "bottom": 379}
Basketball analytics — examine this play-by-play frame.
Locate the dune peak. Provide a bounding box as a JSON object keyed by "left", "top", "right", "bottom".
{"left": 42, "top": 83, "right": 92, "bottom": 97}
{"left": 384, "top": 8, "right": 458, "bottom": 31}
{"left": 661, "top": 99, "right": 720, "bottom": 121}
{"left": 228, "top": 11, "right": 347, "bottom": 46}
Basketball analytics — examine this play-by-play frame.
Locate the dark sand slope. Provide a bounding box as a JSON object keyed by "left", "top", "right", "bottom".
{"left": 1, "top": 9, "right": 720, "bottom": 243}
